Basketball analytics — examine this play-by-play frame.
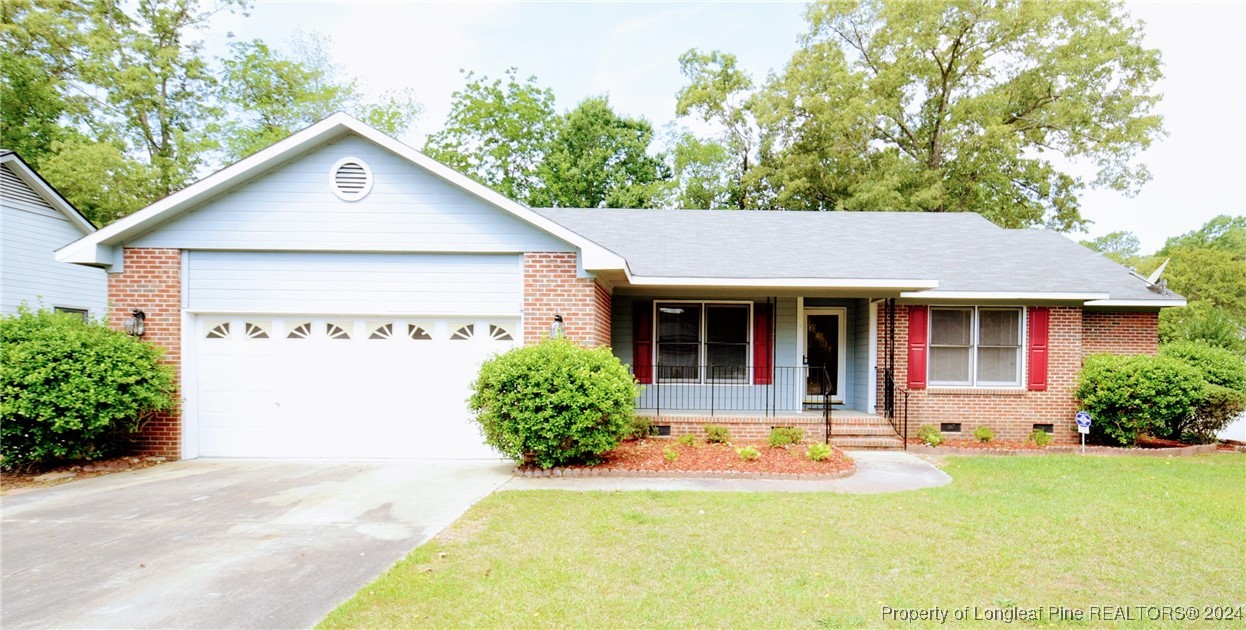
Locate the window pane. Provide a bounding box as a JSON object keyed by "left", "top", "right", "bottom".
{"left": 977, "top": 347, "right": 1019, "bottom": 383}
{"left": 979, "top": 309, "right": 1020, "bottom": 346}
{"left": 930, "top": 347, "right": 971, "bottom": 383}
{"left": 657, "top": 305, "right": 700, "bottom": 343}
{"left": 657, "top": 343, "right": 699, "bottom": 381}
{"left": 707, "top": 346, "right": 742, "bottom": 371}
{"left": 706, "top": 305, "right": 748, "bottom": 343}
{"left": 930, "top": 308, "right": 972, "bottom": 346}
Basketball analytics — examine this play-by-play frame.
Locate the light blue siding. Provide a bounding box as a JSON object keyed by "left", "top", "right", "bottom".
{"left": 187, "top": 251, "right": 522, "bottom": 316}
{"left": 1, "top": 164, "right": 106, "bottom": 318}
{"left": 130, "top": 134, "right": 575, "bottom": 254}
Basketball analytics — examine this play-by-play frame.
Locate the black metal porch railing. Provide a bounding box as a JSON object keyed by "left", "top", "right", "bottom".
{"left": 883, "top": 368, "right": 909, "bottom": 450}
{"left": 630, "top": 365, "right": 835, "bottom": 444}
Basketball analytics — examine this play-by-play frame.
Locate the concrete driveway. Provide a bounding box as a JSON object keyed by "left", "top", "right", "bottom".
{"left": 1, "top": 459, "right": 512, "bottom": 629}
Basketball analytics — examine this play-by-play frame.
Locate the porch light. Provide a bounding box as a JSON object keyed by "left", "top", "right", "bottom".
{"left": 549, "top": 314, "right": 565, "bottom": 339}
{"left": 123, "top": 309, "right": 146, "bottom": 337}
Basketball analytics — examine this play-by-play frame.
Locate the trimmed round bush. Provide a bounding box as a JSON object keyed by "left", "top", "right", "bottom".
{"left": 1076, "top": 353, "right": 1203, "bottom": 445}
{"left": 1160, "top": 341, "right": 1246, "bottom": 442}
{"left": 468, "top": 338, "right": 640, "bottom": 469}
{"left": 1, "top": 308, "right": 177, "bottom": 470}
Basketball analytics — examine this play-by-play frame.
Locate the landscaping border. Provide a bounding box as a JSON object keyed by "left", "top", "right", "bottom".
{"left": 513, "top": 463, "right": 857, "bottom": 480}
{"left": 908, "top": 443, "right": 1220, "bottom": 457}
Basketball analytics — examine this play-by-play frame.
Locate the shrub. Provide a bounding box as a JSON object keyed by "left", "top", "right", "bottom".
{"left": 973, "top": 426, "right": 995, "bottom": 443}
{"left": 676, "top": 434, "right": 697, "bottom": 447}
{"left": 1028, "top": 429, "right": 1053, "bottom": 448}
{"left": 704, "top": 424, "right": 731, "bottom": 444}
{"left": 468, "top": 338, "right": 640, "bottom": 469}
{"left": 662, "top": 446, "right": 679, "bottom": 463}
{"left": 1076, "top": 353, "right": 1203, "bottom": 446}
{"left": 915, "top": 425, "right": 944, "bottom": 447}
{"left": 0, "top": 308, "right": 177, "bottom": 470}
{"left": 735, "top": 445, "right": 761, "bottom": 461}
{"left": 806, "top": 443, "right": 833, "bottom": 462}
{"left": 626, "top": 416, "right": 653, "bottom": 440}
{"left": 768, "top": 426, "right": 804, "bottom": 448}
{"left": 1161, "top": 341, "right": 1246, "bottom": 442}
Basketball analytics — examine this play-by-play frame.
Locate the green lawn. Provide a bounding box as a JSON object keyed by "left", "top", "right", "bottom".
{"left": 322, "top": 455, "right": 1245, "bottom": 628}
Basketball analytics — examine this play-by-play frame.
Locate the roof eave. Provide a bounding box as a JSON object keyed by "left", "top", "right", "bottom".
{"left": 623, "top": 276, "right": 939, "bottom": 291}
{"left": 1, "top": 152, "right": 96, "bottom": 234}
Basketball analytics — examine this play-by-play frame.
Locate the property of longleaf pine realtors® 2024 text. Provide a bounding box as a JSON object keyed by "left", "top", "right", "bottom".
{"left": 880, "top": 605, "right": 1244, "bottom": 624}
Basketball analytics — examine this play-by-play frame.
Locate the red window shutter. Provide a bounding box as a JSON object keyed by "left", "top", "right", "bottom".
{"left": 753, "top": 303, "right": 774, "bottom": 385}
{"left": 907, "top": 306, "right": 928, "bottom": 389}
{"left": 1027, "top": 307, "right": 1050, "bottom": 391}
{"left": 633, "top": 301, "right": 653, "bottom": 384}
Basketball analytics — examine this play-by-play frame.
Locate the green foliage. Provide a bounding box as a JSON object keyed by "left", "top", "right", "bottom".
{"left": 0, "top": 308, "right": 177, "bottom": 470}
{"left": 805, "top": 442, "right": 833, "bottom": 462}
{"left": 662, "top": 446, "right": 679, "bottom": 463}
{"left": 1160, "top": 342, "right": 1246, "bottom": 442}
{"left": 767, "top": 427, "right": 804, "bottom": 448}
{"left": 626, "top": 416, "right": 653, "bottom": 441}
{"left": 704, "top": 424, "right": 732, "bottom": 444}
{"left": 1081, "top": 231, "right": 1142, "bottom": 265}
{"left": 468, "top": 339, "right": 640, "bottom": 469}
{"left": 750, "top": 0, "right": 1163, "bottom": 229}
{"left": 1160, "top": 302, "right": 1246, "bottom": 356}
{"left": 676, "top": 434, "right": 698, "bottom": 447}
{"left": 533, "top": 96, "right": 668, "bottom": 208}
{"left": 1076, "top": 354, "right": 1204, "bottom": 445}
{"left": 1149, "top": 216, "right": 1246, "bottom": 353}
{"left": 674, "top": 49, "right": 758, "bottom": 209}
{"left": 735, "top": 445, "right": 761, "bottom": 461}
{"left": 1028, "top": 429, "right": 1053, "bottom": 448}
{"left": 915, "top": 425, "right": 944, "bottom": 447}
{"left": 424, "top": 68, "right": 558, "bottom": 205}
{"left": 217, "top": 33, "right": 421, "bottom": 161}
{"left": 973, "top": 426, "right": 995, "bottom": 443}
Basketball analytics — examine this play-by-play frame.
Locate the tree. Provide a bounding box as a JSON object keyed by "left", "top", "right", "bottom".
{"left": 423, "top": 68, "right": 558, "bottom": 205}
{"left": 751, "top": 0, "right": 1164, "bottom": 229}
{"left": 1148, "top": 216, "right": 1246, "bottom": 355}
{"left": 664, "top": 130, "right": 736, "bottom": 209}
{"left": 675, "top": 49, "right": 758, "bottom": 209}
{"left": 1081, "top": 231, "right": 1141, "bottom": 265}
{"left": 218, "top": 32, "right": 421, "bottom": 161}
{"left": 533, "top": 96, "right": 667, "bottom": 208}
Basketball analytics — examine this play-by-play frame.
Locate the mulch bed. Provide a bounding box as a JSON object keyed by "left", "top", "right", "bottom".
{"left": 0, "top": 456, "right": 167, "bottom": 494}
{"left": 515, "top": 439, "right": 856, "bottom": 479}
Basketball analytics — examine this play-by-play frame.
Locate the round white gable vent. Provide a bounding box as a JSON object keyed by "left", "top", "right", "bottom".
{"left": 330, "top": 157, "right": 373, "bottom": 201}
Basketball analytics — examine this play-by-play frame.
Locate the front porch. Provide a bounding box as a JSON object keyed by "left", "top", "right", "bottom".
{"left": 634, "top": 409, "right": 905, "bottom": 450}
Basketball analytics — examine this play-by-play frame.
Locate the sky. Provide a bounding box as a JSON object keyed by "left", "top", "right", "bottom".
{"left": 205, "top": 1, "right": 1245, "bottom": 253}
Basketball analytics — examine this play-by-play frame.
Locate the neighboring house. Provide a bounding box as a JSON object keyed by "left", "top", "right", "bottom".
{"left": 1, "top": 150, "right": 106, "bottom": 320}
{"left": 56, "top": 114, "right": 1184, "bottom": 460}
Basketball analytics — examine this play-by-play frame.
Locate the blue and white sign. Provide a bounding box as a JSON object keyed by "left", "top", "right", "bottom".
{"left": 1075, "top": 411, "right": 1092, "bottom": 434}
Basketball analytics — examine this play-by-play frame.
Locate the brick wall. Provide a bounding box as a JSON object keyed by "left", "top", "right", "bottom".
{"left": 878, "top": 305, "right": 1085, "bottom": 444}
{"left": 108, "top": 248, "right": 182, "bottom": 459}
{"left": 1083, "top": 311, "right": 1159, "bottom": 355}
{"left": 523, "top": 252, "right": 611, "bottom": 347}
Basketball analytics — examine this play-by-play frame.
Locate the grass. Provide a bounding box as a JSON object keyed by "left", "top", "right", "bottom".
{"left": 321, "top": 454, "right": 1245, "bottom": 628}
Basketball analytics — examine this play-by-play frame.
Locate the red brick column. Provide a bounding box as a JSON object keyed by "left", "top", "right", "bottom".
{"left": 108, "top": 248, "right": 182, "bottom": 459}
{"left": 878, "top": 305, "right": 1083, "bottom": 444}
{"left": 523, "top": 252, "right": 611, "bottom": 347}
{"left": 1082, "top": 311, "right": 1159, "bottom": 355}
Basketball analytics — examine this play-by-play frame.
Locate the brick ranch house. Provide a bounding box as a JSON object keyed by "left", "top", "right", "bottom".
{"left": 56, "top": 114, "right": 1184, "bottom": 459}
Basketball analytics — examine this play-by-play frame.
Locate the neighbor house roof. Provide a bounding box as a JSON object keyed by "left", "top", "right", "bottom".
{"left": 1, "top": 150, "right": 96, "bottom": 234}
{"left": 534, "top": 208, "right": 1183, "bottom": 307}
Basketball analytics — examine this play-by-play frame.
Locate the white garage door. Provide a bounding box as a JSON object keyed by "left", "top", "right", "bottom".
{"left": 194, "top": 316, "right": 519, "bottom": 459}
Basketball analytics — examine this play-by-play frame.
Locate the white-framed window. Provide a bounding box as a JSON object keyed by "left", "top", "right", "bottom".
{"left": 929, "top": 306, "right": 1024, "bottom": 387}
{"left": 655, "top": 301, "right": 751, "bottom": 383}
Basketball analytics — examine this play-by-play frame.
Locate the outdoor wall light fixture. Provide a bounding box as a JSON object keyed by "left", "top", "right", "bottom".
{"left": 549, "top": 314, "right": 565, "bottom": 339}
{"left": 123, "top": 309, "right": 147, "bottom": 337}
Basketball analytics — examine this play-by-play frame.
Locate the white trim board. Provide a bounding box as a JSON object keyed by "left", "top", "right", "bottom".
{"left": 0, "top": 152, "right": 96, "bottom": 234}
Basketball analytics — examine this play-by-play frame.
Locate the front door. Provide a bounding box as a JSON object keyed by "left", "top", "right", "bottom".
{"left": 805, "top": 311, "right": 843, "bottom": 402}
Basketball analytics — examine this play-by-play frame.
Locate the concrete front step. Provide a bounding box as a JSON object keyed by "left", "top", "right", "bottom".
{"left": 830, "top": 425, "right": 898, "bottom": 437}
{"left": 827, "top": 415, "right": 898, "bottom": 426}
{"left": 833, "top": 436, "right": 906, "bottom": 450}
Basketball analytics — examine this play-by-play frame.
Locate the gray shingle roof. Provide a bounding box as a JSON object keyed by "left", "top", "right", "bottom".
{"left": 533, "top": 208, "right": 1175, "bottom": 302}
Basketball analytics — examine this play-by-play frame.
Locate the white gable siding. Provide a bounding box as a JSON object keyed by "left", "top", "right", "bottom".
{"left": 186, "top": 251, "right": 522, "bottom": 316}
{"left": 1, "top": 165, "right": 106, "bottom": 317}
{"left": 130, "top": 134, "right": 575, "bottom": 253}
